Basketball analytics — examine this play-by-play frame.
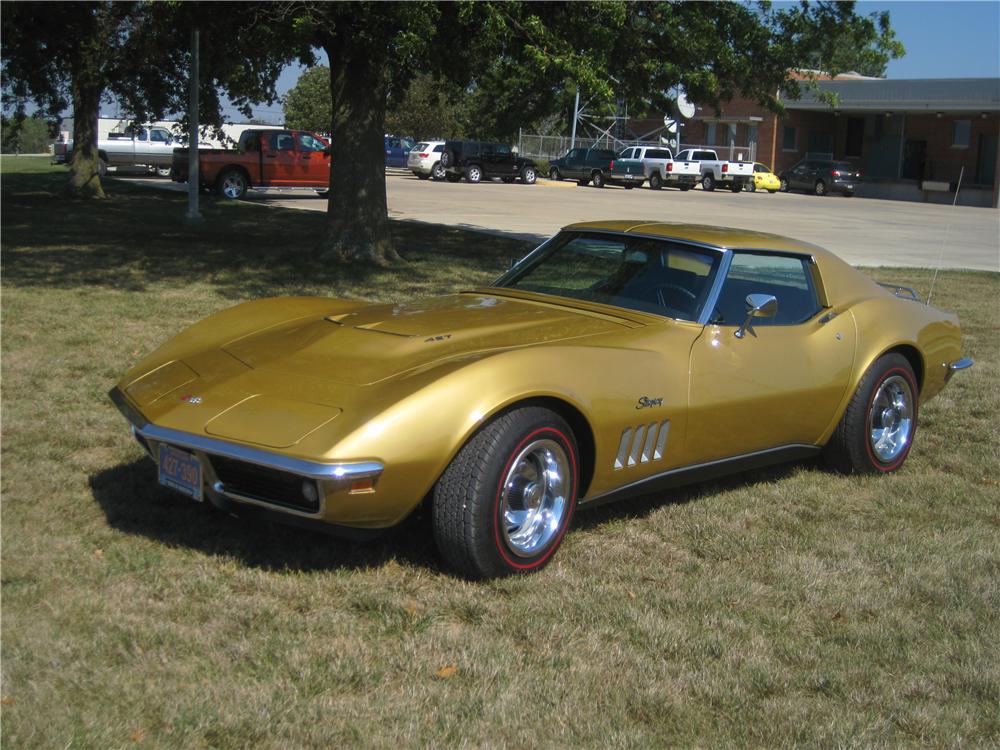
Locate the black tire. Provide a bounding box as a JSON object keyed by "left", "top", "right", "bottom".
{"left": 779, "top": 178, "right": 789, "bottom": 192}
{"left": 746, "top": 180, "right": 757, "bottom": 193}
{"left": 730, "top": 181, "right": 742, "bottom": 193}
{"left": 520, "top": 166, "right": 537, "bottom": 185}
{"left": 591, "top": 171, "right": 606, "bottom": 188}
{"left": 440, "top": 149, "right": 454, "bottom": 168}
{"left": 823, "top": 353, "right": 919, "bottom": 475}
{"left": 815, "top": 179, "right": 827, "bottom": 196}
{"left": 431, "top": 161, "right": 446, "bottom": 180}
{"left": 465, "top": 164, "right": 483, "bottom": 184}
{"left": 432, "top": 406, "right": 579, "bottom": 579}
{"left": 576, "top": 178, "right": 589, "bottom": 187}
{"left": 702, "top": 174, "right": 715, "bottom": 191}
{"left": 549, "top": 167, "right": 562, "bottom": 181}
{"left": 216, "top": 168, "right": 248, "bottom": 199}
{"left": 648, "top": 172, "right": 663, "bottom": 190}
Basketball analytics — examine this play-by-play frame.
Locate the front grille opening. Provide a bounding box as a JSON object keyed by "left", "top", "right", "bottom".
{"left": 209, "top": 455, "right": 320, "bottom": 513}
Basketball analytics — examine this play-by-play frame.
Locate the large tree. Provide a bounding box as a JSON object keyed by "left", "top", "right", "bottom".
{"left": 267, "top": 1, "right": 901, "bottom": 265}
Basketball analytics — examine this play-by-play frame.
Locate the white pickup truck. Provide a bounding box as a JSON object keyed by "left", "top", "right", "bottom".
{"left": 616, "top": 145, "right": 701, "bottom": 190}
{"left": 674, "top": 148, "right": 754, "bottom": 193}
{"left": 53, "top": 126, "right": 178, "bottom": 176}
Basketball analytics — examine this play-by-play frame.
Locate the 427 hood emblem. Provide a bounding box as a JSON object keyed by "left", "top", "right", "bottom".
{"left": 636, "top": 396, "right": 663, "bottom": 410}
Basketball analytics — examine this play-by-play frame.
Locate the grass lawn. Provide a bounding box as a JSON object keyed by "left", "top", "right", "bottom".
{"left": 2, "top": 156, "right": 998, "bottom": 748}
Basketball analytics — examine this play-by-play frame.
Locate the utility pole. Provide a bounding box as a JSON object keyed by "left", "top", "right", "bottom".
{"left": 570, "top": 87, "right": 580, "bottom": 148}
{"left": 184, "top": 27, "right": 203, "bottom": 224}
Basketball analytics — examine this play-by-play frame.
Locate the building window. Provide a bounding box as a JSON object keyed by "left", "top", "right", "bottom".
{"left": 726, "top": 123, "right": 737, "bottom": 147}
{"left": 953, "top": 120, "right": 971, "bottom": 149}
{"left": 845, "top": 117, "right": 864, "bottom": 158}
{"left": 706, "top": 122, "right": 717, "bottom": 146}
{"left": 782, "top": 126, "right": 797, "bottom": 151}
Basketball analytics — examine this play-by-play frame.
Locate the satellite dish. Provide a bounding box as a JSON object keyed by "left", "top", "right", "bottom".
{"left": 676, "top": 91, "right": 695, "bottom": 119}
{"left": 663, "top": 117, "right": 678, "bottom": 135}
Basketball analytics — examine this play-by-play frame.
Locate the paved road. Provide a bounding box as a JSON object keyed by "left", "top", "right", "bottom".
{"left": 124, "top": 171, "right": 999, "bottom": 271}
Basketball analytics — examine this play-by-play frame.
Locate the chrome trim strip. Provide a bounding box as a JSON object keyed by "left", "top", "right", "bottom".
{"left": 110, "top": 388, "right": 383, "bottom": 481}
{"left": 949, "top": 357, "right": 974, "bottom": 372}
{"left": 653, "top": 420, "right": 670, "bottom": 460}
{"left": 211, "top": 481, "right": 324, "bottom": 519}
{"left": 877, "top": 282, "right": 921, "bottom": 301}
{"left": 627, "top": 425, "right": 647, "bottom": 467}
{"left": 614, "top": 428, "right": 633, "bottom": 470}
{"left": 698, "top": 249, "right": 734, "bottom": 325}
{"left": 641, "top": 423, "right": 658, "bottom": 463}
{"left": 585, "top": 443, "right": 820, "bottom": 504}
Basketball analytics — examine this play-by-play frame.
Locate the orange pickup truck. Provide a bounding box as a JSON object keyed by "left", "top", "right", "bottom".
{"left": 171, "top": 129, "right": 331, "bottom": 199}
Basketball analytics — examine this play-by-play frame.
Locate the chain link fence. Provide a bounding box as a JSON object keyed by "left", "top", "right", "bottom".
{"left": 517, "top": 132, "right": 757, "bottom": 163}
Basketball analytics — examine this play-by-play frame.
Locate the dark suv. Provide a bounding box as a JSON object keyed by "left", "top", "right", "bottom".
{"left": 779, "top": 158, "right": 861, "bottom": 197}
{"left": 439, "top": 140, "right": 537, "bottom": 184}
{"left": 547, "top": 147, "right": 617, "bottom": 187}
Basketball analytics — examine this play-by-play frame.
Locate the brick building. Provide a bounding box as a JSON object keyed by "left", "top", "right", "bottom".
{"left": 633, "top": 77, "right": 1000, "bottom": 207}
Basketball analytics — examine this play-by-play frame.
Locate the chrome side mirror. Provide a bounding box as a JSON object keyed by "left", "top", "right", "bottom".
{"left": 735, "top": 293, "right": 777, "bottom": 338}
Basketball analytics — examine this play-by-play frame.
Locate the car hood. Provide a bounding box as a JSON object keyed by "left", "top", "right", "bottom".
{"left": 219, "top": 293, "right": 629, "bottom": 386}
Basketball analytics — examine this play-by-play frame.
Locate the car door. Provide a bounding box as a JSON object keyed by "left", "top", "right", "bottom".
{"left": 686, "top": 251, "right": 856, "bottom": 462}
{"left": 261, "top": 131, "right": 298, "bottom": 186}
{"left": 296, "top": 132, "right": 330, "bottom": 186}
{"left": 564, "top": 148, "right": 585, "bottom": 178}
{"left": 789, "top": 161, "right": 813, "bottom": 190}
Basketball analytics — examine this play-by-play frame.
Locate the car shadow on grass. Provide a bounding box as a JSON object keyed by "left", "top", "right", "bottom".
{"left": 88, "top": 458, "right": 443, "bottom": 574}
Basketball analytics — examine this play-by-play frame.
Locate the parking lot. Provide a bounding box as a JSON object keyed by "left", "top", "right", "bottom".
{"left": 129, "top": 171, "right": 999, "bottom": 271}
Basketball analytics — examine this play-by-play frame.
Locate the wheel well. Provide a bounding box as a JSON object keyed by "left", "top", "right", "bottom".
{"left": 509, "top": 397, "right": 596, "bottom": 498}
{"left": 218, "top": 165, "right": 251, "bottom": 185}
{"left": 885, "top": 344, "right": 925, "bottom": 392}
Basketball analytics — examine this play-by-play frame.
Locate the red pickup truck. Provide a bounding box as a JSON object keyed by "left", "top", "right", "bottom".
{"left": 171, "top": 129, "right": 331, "bottom": 199}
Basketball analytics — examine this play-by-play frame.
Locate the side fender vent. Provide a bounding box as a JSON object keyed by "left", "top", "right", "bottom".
{"left": 614, "top": 421, "right": 670, "bottom": 470}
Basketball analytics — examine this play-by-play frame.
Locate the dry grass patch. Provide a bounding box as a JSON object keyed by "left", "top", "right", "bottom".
{"left": 2, "top": 157, "right": 998, "bottom": 748}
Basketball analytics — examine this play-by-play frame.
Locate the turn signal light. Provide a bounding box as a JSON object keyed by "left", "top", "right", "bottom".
{"left": 350, "top": 478, "right": 376, "bottom": 494}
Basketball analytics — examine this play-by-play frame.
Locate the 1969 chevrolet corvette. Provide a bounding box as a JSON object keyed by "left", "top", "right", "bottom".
{"left": 110, "top": 221, "right": 973, "bottom": 578}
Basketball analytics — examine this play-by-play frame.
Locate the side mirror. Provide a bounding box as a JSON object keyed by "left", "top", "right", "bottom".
{"left": 735, "top": 293, "right": 777, "bottom": 339}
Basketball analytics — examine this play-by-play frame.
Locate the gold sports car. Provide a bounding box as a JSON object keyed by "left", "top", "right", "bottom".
{"left": 110, "top": 221, "right": 973, "bottom": 579}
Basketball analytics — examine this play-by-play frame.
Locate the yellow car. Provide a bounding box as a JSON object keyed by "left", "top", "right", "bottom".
{"left": 748, "top": 163, "right": 781, "bottom": 193}
{"left": 110, "top": 222, "right": 972, "bottom": 578}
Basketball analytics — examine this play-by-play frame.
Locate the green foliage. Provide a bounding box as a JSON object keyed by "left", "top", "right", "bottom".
{"left": 384, "top": 73, "right": 469, "bottom": 140}
{"left": 1, "top": 115, "right": 55, "bottom": 154}
{"left": 282, "top": 66, "right": 330, "bottom": 132}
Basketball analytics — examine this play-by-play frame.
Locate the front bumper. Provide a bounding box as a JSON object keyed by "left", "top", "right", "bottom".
{"left": 110, "top": 387, "right": 384, "bottom": 523}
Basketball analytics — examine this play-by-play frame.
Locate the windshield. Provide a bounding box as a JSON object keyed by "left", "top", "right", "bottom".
{"left": 494, "top": 231, "right": 722, "bottom": 321}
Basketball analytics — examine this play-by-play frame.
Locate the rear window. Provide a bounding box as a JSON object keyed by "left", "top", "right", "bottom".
{"left": 414, "top": 142, "right": 430, "bottom": 151}
{"left": 833, "top": 162, "right": 853, "bottom": 171}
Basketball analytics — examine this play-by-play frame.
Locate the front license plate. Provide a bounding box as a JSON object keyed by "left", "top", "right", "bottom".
{"left": 158, "top": 444, "right": 203, "bottom": 502}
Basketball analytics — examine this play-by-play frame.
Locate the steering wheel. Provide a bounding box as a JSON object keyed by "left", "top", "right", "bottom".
{"left": 655, "top": 283, "right": 697, "bottom": 312}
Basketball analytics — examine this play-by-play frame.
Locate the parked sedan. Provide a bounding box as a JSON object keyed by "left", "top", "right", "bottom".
{"left": 109, "top": 221, "right": 971, "bottom": 579}
{"left": 779, "top": 158, "right": 861, "bottom": 196}
{"left": 747, "top": 163, "right": 781, "bottom": 193}
{"left": 407, "top": 140, "right": 446, "bottom": 180}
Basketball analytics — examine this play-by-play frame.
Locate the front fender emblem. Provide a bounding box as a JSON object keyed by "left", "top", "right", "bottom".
{"left": 180, "top": 395, "right": 203, "bottom": 405}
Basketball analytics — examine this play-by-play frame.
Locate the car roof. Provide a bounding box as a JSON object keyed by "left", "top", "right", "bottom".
{"left": 562, "top": 220, "right": 832, "bottom": 258}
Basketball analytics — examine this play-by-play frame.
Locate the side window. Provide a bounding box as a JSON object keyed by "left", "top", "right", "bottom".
{"left": 150, "top": 129, "right": 171, "bottom": 143}
{"left": 713, "top": 253, "right": 820, "bottom": 326}
{"left": 620, "top": 148, "right": 633, "bottom": 159}
{"left": 298, "top": 133, "right": 327, "bottom": 152}
{"left": 136, "top": 129, "right": 149, "bottom": 142}
{"left": 433, "top": 144, "right": 444, "bottom": 153}
{"left": 268, "top": 132, "right": 296, "bottom": 151}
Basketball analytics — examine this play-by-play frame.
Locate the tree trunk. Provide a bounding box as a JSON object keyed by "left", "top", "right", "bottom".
{"left": 66, "top": 31, "right": 107, "bottom": 198}
{"left": 318, "top": 40, "right": 400, "bottom": 265}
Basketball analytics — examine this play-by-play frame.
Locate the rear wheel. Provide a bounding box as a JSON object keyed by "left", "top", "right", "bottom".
{"left": 815, "top": 179, "right": 827, "bottom": 196}
{"left": 824, "top": 353, "right": 918, "bottom": 475}
{"left": 746, "top": 180, "right": 757, "bottom": 193}
{"left": 591, "top": 171, "right": 606, "bottom": 188}
{"left": 466, "top": 165, "right": 483, "bottom": 183}
{"left": 432, "top": 407, "right": 578, "bottom": 579}
{"left": 702, "top": 174, "right": 715, "bottom": 191}
{"left": 431, "top": 161, "right": 446, "bottom": 180}
{"left": 216, "top": 168, "right": 248, "bottom": 199}
{"left": 648, "top": 172, "right": 663, "bottom": 190}
{"left": 730, "top": 181, "right": 742, "bottom": 193}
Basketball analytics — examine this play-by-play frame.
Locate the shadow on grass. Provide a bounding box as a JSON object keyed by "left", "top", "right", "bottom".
{"left": 1, "top": 170, "right": 535, "bottom": 299}
{"left": 88, "top": 458, "right": 443, "bottom": 574}
{"left": 89, "top": 454, "right": 816, "bottom": 575}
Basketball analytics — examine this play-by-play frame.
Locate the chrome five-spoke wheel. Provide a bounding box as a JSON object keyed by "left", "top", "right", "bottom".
{"left": 500, "top": 439, "right": 570, "bottom": 557}
{"left": 868, "top": 374, "right": 913, "bottom": 463}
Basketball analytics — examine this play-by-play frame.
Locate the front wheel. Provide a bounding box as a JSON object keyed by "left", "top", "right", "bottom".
{"left": 591, "top": 171, "right": 606, "bottom": 188}
{"left": 815, "top": 179, "right": 827, "bottom": 196}
{"left": 520, "top": 166, "right": 537, "bottom": 184}
{"left": 465, "top": 165, "right": 482, "bottom": 184}
{"left": 432, "top": 407, "right": 579, "bottom": 579}
{"left": 824, "top": 353, "right": 918, "bottom": 475}
{"left": 549, "top": 167, "right": 562, "bottom": 181}
{"left": 779, "top": 178, "right": 789, "bottom": 192}
{"left": 701, "top": 174, "right": 715, "bottom": 191}
{"left": 216, "top": 168, "right": 248, "bottom": 199}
